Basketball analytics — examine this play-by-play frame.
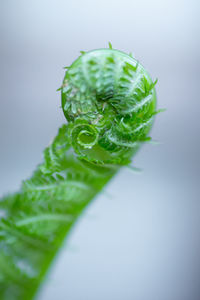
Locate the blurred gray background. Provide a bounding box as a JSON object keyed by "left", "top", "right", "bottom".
{"left": 0, "top": 0, "right": 199, "bottom": 299}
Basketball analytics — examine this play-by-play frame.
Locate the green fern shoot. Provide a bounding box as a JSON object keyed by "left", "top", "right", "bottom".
{"left": 0, "top": 47, "right": 157, "bottom": 300}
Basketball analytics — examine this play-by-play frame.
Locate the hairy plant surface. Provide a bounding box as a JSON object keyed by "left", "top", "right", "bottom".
{"left": 0, "top": 46, "right": 158, "bottom": 300}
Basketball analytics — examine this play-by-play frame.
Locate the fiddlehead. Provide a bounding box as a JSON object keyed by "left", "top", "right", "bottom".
{"left": 61, "top": 49, "right": 156, "bottom": 165}
{"left": 0, "top": 47, "right": 157, "bottom": 300}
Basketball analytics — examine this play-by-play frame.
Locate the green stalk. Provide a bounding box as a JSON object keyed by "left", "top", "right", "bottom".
{"left": 0, "top": 46, "right": 157, "bottom": 300}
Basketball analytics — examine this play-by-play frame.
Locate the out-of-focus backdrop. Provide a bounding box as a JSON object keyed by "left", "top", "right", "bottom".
{"left": 0, "top": 0, "right": 199, "bottom": 299}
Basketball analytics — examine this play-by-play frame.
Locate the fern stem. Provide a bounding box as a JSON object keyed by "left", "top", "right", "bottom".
{"left": 15, "top": 214, "right": 73, "bottom": 227}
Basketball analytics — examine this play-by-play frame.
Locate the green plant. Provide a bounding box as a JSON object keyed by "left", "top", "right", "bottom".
{"left": 0, "top": 46, "right": 158, "bottom": 300}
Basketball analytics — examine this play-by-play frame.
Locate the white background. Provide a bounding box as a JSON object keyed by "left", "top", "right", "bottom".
{"left": 0, "top": 1, "right": 200, "bottom": 299}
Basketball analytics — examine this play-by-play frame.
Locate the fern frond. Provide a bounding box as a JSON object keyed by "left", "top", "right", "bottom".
{"left": 0, "top": 47, "right": 158, "bottom": 300}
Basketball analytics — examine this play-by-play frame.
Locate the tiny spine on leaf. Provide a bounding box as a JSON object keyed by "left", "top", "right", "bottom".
{"left": 0, "top": 46, "right": 158, "bottom": 300}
